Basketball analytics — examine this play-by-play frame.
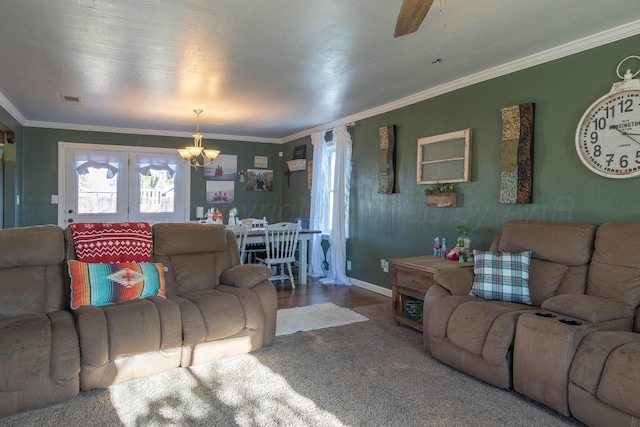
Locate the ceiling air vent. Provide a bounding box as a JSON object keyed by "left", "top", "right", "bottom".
{"left": 60, "top": 94, "right": 83, "bottom": 105}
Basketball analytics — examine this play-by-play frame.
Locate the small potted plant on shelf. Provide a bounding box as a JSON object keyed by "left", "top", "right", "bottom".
{"left": 425, "top": 183, "right": 456, "bottom": 207}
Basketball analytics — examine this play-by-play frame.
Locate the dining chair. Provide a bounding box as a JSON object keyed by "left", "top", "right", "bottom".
{"left": 256, "top": 222, "right": 301, "bottom": 288}
{"left": 241, "top": 217, "right": 268, "bottom": 263}
{"left": 241, "top": 217, "right": 268, "bottom": 229}
{"left": 227, "top": 224, "right": 251, "bottom": 264}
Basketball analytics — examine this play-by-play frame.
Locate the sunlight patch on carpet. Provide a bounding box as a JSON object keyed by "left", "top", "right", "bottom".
{"left": 195, "top": 355, "right": 345, "bottom": 426}
{"left": 109, "top": 355, "right": 346, "bottom": 426}
{"left": 276, "top": 302, "right": 369, "bottom": 336}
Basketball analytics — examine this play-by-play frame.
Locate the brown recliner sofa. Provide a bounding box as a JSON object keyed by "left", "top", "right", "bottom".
{"left": 424, "top": 220, "right": 597, "bottom": 389}
{"left": 568, "top": 331, "right": 640, "bottom": 426}
{"left": 425, "top": 220, "right": 640, "bottom": 426}
{"left": 0, "top": 222, "right": 277, "bottom": 417}
{"left": 63, "top": 222, "right": 276, "bottom": 390}
{"left": 64, "top": 225, "right": 184, "bottom": 390}
{"left": 0, "top": 226, "right": 80, "bottom": 417}
{"left": 513, "top": 221, "right": 640, "bottom": 417}
{"left": 566, "top": 222, "right": 640, "bottom": 426}
{"left": 152, "top": 223, "right": 277, "bottom": 366}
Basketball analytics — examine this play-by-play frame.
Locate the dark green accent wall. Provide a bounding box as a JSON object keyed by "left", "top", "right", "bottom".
{"left": 17, "top": 128, "right": 285, "bottom": 226}
{"left": 285, "top": 34, "right": 640, "bottom": 290}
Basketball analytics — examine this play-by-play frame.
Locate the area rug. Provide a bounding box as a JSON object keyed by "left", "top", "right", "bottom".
{"left": 275, "top": 302, "right": 369, "bottom": 336}
{"left": 1, "top": 303, "right": 582, "bottom": 427}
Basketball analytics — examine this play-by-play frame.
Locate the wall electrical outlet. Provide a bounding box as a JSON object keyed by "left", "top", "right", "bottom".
{"left": 380, "top": 258, "right": 389, "bottom": 272}
{"left": 346, "top": 260, "right": 352, "bottom": 270}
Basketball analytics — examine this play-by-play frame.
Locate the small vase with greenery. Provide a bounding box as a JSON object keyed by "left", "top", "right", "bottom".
{"left": 455, "top": 225, "right": 472, "bottom": 252}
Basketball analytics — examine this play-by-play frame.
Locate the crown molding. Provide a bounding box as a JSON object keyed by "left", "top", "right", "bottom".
{"left": 24, "top": 120, "right": 282, "bottom": 144}
{"left": 0, "top": 92, "right": 26, "bottom": 125}
{"left": 282, "top": 19, "right": 640, "bottom": 143}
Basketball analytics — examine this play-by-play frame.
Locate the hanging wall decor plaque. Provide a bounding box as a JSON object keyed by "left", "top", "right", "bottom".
{"left": 499, "top": 103, "right": 534, "bottom": 204}
{"left": 378, "top": 125, "right": 396, "bottom": 193}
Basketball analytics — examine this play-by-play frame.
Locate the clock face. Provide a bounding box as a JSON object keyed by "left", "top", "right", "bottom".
{"left": 575, "top": 90, "right": 640, "bottom": 178}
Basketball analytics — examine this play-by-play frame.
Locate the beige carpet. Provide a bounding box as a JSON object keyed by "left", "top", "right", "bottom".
{"left": 1, "top": 303, "right": 583, "bottom": 426}
{"left": 276, "top": 303, "right": 369, "bottom": 336}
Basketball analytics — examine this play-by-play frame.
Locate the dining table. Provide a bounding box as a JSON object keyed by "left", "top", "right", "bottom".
{"left": 244, "top": 228, "right": 321, "bottom": 285}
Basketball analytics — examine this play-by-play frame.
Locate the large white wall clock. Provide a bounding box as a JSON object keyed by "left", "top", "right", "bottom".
{"left": 575, "top": 55, "right": 640, "bottom": 178}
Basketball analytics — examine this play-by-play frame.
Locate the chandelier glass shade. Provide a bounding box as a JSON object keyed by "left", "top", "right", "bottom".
{"left": 178, "top": 109, "right": 220, "bottom": 168}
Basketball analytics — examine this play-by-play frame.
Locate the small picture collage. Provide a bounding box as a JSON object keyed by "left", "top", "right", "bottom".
{"left": 204, "top": 154, "right": 237, "bottom": 203}
{"left": 204, "top": 154, "right": 273, "bottom": 202}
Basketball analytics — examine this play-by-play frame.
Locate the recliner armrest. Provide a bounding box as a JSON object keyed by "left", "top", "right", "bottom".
{"left": 432, "top": 267, "right": 475, "bottom": 296}
{"left": 541, "top": 294, "right": 635, "bottom": 323}
{"left": 220, "top": 264, "right": 273, "bottom": 288}
{"left": 423, "top": 268, "right": 474, "bottom": 353}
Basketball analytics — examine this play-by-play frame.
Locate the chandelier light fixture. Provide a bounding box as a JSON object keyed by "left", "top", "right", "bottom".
{"left": 178, "top": 109, "right": 220, "bottom": 169}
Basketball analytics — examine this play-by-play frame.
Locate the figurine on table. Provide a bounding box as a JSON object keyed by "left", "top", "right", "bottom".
{"left": 213, "top": 209, "right": 224, "bottom": 224}
{"left": 447, "top": 244, "right": 460, "bottom": 261}
{"left": 434, "top": 237, "right": 442, "bottom": 257}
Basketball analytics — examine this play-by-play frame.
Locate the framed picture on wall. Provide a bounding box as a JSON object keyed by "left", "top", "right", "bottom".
{"left": 246, "top": 169, "right": 273, "bottom": 192}
{"left": 254, "top": 156, "right": 268, "bottom": 168}
{"left": 205, "top": 180, "right": 235, "bottom": 203}
{"left": 292, "top": 144, "right": 307, "bottom": 159}
{"left": 203, "top": 154, "right": 237, "bottom": 181}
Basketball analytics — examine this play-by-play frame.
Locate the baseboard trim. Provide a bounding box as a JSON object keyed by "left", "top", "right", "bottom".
{"left": 349, "top": 277, "right": 392, "bottom": 298}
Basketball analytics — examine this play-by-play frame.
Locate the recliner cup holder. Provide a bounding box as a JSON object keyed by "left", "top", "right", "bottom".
{"left": 559, "top": 318, "right": 582, "bottom": 326}
{"left": 535, "top": 312, "right": 556, "bottom": 318}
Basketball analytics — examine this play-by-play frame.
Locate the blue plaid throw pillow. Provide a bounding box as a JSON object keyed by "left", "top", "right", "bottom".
{"left": 470, "top": 250, "right": 533, "bottom": 305}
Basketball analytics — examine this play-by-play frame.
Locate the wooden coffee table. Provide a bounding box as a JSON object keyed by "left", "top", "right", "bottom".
{"left": 390, "top": 255, "right": 474, "bottom": 331}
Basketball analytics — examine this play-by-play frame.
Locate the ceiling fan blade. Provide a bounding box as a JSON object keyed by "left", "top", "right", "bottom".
{"left": 394, "top": 0, "right": 434, "bottom": 37}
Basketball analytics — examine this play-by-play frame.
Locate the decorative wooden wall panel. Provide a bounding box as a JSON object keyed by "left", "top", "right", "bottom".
{"left": 499, "top": 103, "right": 534, "bottom": 204}
{"left": 378, "top": 125, "right": 395, "bottom": 194}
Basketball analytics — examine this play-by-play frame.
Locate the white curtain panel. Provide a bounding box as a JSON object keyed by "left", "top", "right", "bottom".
{"left": 321, "top": 124, "right": 352, "bottom": 286}
{"left": 309, "top": 130, "right": 328, "bottom": 277}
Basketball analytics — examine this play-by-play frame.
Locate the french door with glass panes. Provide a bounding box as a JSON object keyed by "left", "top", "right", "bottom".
{"left": 58, "top": 142, "right": 190, "bottom": 227}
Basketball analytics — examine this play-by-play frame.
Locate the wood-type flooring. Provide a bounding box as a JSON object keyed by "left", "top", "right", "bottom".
{"left": 274, "top": 275, "right": 389, "bottom": 310}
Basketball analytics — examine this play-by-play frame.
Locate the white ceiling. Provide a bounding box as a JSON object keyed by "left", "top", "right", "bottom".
{"left": 0, "top": 1, "right": 639, "bottom": 142}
